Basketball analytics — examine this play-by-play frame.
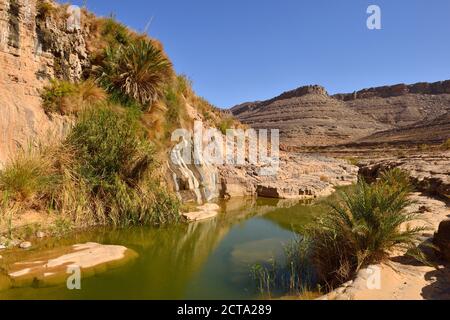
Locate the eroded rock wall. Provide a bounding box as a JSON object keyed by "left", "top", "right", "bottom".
{"left": 0, "top": 0, "right": 87, "bottom": 167}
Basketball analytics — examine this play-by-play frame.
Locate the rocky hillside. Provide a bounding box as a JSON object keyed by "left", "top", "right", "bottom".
{"left": 351, "top": 111, "right": 450, "bottom": 146}
{"left": 231, "top": 81, "right": 450, "bottom": 147}
{"left": 0, "top": 0, "right": 84, "bottom": 166}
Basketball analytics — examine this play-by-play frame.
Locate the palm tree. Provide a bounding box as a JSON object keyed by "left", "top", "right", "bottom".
{"left": 306, "top": 176, "right": 428, "bottom": 288}
{"left": 95, "top": 39, "right": 172, "bottom": 109}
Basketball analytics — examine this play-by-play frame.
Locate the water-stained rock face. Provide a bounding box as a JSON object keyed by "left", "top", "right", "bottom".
{"left": 0, "top": 0, "right": 89, "bottom": 167}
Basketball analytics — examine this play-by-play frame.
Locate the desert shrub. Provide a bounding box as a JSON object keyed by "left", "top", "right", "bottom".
{"left": 441, "top": 138, "right": 450, "bottom": 150}
{"left": 304, "top": 176, "right": 426, "bottom": 288}
{"left": 0, "top": 150, "right": 57, "bottom": 203}
{"left": 343, "top": 157, "right": 359, "bottom": 166}
{"left": 95, "top": 39, "right": 172, "bottom": 109}
{"left": 378, "top": 168, "right": 412, "bottom": 192}
{"left": 41, "top": 79, "right": 106, "bottom": 115}
{"left": 176, "top": 74, "right": 194, "bottom": 98}
{"left": 101, "top": 17, "right": 131, "bottom": 47}
{"left": 36, "top": 0, "right": 56, "bottom": 20}
{"left": 41, "top": 80, "right": 76, "bottom": 113}
{"left": 418, "top": 144, "right": 430, "bottom": 152}
{"left": 164, "top": 87, "right": 181, "bottom": 126}
{"left": 218, "top": 117, "right": 235, "bottom": 135}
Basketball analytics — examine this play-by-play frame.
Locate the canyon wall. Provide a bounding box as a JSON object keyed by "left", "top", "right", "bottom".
{"left": 0, "top": 0, "right": 87, "bottom": 167}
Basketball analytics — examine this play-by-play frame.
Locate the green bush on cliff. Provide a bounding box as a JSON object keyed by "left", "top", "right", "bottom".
{"left": 36, "top": 0, "right": 56, "bottom": 20}
{"left": 41, "top": 79, "right": 106, "bottom": 115}
{"left": 101, "top": 17, "right": 131, "bottom": 47}
{"left": 0, "top": 106, "right": 180, "bottom": 227}
{"left": 60, "top": 105, "right": 180, "bottom": 226}
{"left": 66, "top": 106, "right": 153, "bottom": 185}
{"left": 95, "top": 39, "right": 172, "bottom": 110}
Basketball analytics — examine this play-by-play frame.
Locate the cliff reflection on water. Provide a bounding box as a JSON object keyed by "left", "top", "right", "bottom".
{"left": 0, "top": 195, "right": 334, "bottom": 300}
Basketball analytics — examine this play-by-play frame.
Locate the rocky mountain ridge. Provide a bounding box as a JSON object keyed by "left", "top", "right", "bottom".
{"left": 231, "top": 81, "right": 450, "bottom": 147}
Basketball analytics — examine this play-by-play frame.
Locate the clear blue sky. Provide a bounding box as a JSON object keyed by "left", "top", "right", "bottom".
{"left": 65, "top": 0, "right": 450, "bottom": 108}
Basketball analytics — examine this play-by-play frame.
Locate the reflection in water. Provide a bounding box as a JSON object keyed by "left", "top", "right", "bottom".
{"left": 0, "top": 195, "right": 334, "bottom": 300}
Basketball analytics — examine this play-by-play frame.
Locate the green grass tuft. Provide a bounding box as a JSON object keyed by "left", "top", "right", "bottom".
{"left": 41, "top": 79, "right": 106, "bottom": 115}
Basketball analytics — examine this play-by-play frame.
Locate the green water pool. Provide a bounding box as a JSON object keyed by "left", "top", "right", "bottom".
{"left": 0, "top": 195, "right": 335, "bottom": 300}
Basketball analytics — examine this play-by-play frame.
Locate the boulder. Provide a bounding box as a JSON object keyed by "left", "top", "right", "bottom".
{"left": 434, "top": 219, "right": 450, "bottom": 262}
{"left": 19, "top": 242, "right": 32, "bottom": 249}
{"left": 36, "top": 231, "right": 46, "bottom": 239}
{"left": 183, "top": 203, "right": 220, "bottom": 222}
{"left": 4, "top": 242, "right": 138, "bottom": 290}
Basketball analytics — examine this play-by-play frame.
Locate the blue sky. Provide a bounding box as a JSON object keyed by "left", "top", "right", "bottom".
{"left": 65, "top": 0, "right": 450, "bottom": 108}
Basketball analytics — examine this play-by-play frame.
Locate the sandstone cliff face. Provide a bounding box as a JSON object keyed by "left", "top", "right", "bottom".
{"left": 0, "top": 0, "right": 88, "bottom": 167}
{"left": 231, "top": 82, "right": 450, "bottom": 147}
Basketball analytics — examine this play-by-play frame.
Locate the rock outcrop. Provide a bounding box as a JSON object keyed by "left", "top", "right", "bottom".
{"left": 434, "top": 220, "right": 450, "bottom": 262}
{"left": 219, "top": 152, "right": 358, "bottom": 200}
{"left": 1, "top": 242, "right": 138, "bottom": 290}
{"left": 183, "top": 203, "right": 220, "bottom": 222}
{"left": 0, "top": 0, "right": 89, "bottom": 167}
{"left": 358, "top": 152, "right": 450, "bottom": 200}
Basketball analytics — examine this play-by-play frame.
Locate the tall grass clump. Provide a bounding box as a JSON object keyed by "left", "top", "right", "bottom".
{"left": 218, "top": 117, "right": 235, "bottom": 135}
{"left": 41, "top": 79, "right": 106, "bottom": 115}
{"left": 60, "top": 105, "right": 180, "bottom": 226}
{"left": 0, "top": 150, "right": 57, "bottom": 204}
{"left": 0, "top": 106, "right": 180, "bottom": 228}
{"left": 36, "top": 0, "right": 56, "bottom": 20}
{"left": 305, "top": 173, "right": 426, "bottom": 289}
{"left": 441, "top": 138, "right": 450, "bottom": 151}
{"left": 250, "top": 169, "right": 427, "bottom": 297}
{"left": 100, "top": 17, "right": 131, "bottom": 47}
{"left": 95, "top": 39, "right": 172, "bottom": 110}
{"left": 250, "top": 237, "right": 317, "bottom": 299}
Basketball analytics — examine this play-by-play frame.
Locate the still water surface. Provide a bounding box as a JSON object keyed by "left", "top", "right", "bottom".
{"left": 0, "top": 196, "right": 336, "bottom": 300}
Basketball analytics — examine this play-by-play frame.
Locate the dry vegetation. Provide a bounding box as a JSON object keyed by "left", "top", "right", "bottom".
{"left": 2, "top": 3, "right": 240, "bottom": 234}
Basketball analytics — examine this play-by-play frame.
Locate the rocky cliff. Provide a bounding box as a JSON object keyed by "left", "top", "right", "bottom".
{"left": 231, "top": 82, "right": 450, "bottom": 147}
{"left": 0, "top": 0, "right": 90, "bottom": 167}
